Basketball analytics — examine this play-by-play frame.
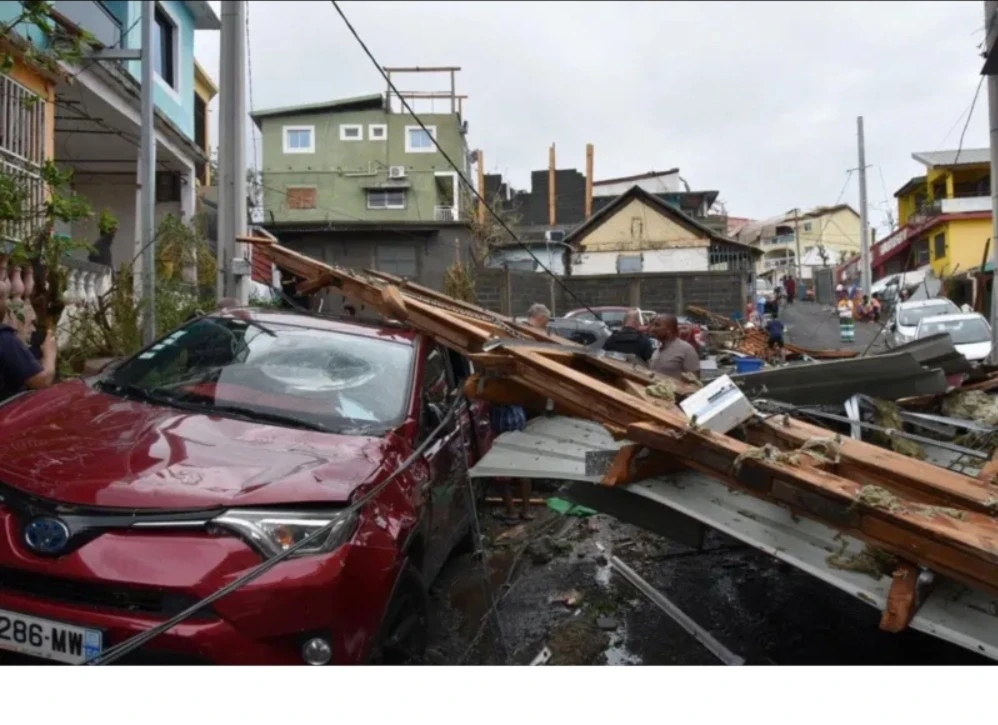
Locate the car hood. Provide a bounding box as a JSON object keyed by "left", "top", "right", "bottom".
{"left": 0, "top": 381, "right": 398, "bottom": 510}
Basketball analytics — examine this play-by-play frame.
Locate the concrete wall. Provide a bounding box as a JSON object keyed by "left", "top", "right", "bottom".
{"left": 259, "top": 107, "right": 469, "bottom": 225}
{"left": 476, "top": 268, "right": 747, "bottom": 320}
{"left": 574, "top": 248, "right": 709, "bottom": 275}
{"left": 70, "top": 174, "right": 181, "bottom": 269}
{"left": 276, "top": 225, "right": 477, "bottom": 309}
{"left": 932, "top": 217, "right": 992, "bottom": 277}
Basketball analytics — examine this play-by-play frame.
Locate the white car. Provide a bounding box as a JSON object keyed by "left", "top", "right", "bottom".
{"left": 915, "top": 312, "right": 993, "bottom": 363}
{"left": 891, "top": 298, "right": 960, "bottom": 344}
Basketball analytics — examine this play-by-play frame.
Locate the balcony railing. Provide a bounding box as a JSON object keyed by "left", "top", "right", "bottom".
{"left": 434, "top": 205, "right": 457, "bottom": 222}
{"left": 934, "top": 196, "right": 991, "bottom": 215}
{"left": 761, "top": 233, "right": 796, "bottom": 246}
{"left": 50, "top": 1, "right": 122, "bottom": 48}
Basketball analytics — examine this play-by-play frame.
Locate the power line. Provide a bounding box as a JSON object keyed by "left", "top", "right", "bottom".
{"left": 328, "top": 0, "right": 597, "bottom": 316}
{"left": 954, "top": 76, "right": 985, "bottom": 166}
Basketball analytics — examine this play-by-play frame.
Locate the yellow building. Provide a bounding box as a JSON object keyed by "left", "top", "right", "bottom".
{"left": 891, "top": 150, "right": 992, "bottom": 278}
{"left": 736, "top": 204, "right": 862, "bottom": 279}
{"left": 193, "top": 60, "right": 218, "bottom": 187}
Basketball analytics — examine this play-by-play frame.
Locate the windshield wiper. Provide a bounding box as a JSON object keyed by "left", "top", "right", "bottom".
{"left": 203, "top": 404, "right": 333, "bottom": 433}
{"left": 95, "top": 380, "right": 188, "bottom": 408}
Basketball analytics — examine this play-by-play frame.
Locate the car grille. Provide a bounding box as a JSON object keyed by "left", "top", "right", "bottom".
{"left": 0, "top": 567, "right": 216, "bottom": 620}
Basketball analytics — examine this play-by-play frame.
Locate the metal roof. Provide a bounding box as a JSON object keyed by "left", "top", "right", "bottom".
{"left": 912, "top": 149, "right": 990, "bottom": 168}
{"left": 250, "top": 94, "right": 385, "bottom": 125}
{"left": 467, "top": 415, "right": 998, "bottom": 662}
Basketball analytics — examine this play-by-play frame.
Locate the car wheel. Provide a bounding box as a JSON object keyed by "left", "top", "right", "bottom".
{"left": 369, "top": 564, "right": 430, "bottom": 665}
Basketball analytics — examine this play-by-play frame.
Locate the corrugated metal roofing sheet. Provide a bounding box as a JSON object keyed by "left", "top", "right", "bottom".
{"left": 468, "top": 416, "right": 998, "bottom": 662}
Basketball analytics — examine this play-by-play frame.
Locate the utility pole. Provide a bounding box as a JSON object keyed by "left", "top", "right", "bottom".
{"left": 218, "top": 0, "right": 249, "bottom": 304}
{"left": 139, "top": 3, "right": 156, "bottom": 344}
{"left": 985, "top": 1, "right": 998, "bottom": 362}
{"left": 857, "top": 116, "right": 871, "bottom": 296}
{"left": 793, "top": 207, "right": 802, "bottom": 282}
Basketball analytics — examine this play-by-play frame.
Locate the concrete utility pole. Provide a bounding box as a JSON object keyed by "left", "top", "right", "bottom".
{"left": 217, "top": 0, "right": 249, "bottom": 304}
{"left": 139, "top": 3, "right": 156, "bottom": 345}
{"left": 793, "top": 207, "right": 802, "bottom": 282}
{"left": 857, "top": 116, "right": 871, "bottom": 296}
{"left": 985, "top": 1, "right": 998, "bottom": 362}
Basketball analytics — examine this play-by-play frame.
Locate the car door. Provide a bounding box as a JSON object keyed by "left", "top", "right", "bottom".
{"left": 418, "top": 341, "right": 469, "bottom": 581}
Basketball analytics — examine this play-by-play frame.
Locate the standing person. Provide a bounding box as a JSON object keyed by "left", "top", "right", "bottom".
{"left": 0, "top": 300, "right": 57, "bottom": 403}
{"left": 492, "top": 303, "right": 550, "bottom": 522}
{"left": 649, "top": 314, "right": 701, "bottom": 380}
{"left": 836, "top": 285, "right": 855, "bottom": 343}
{"left": 763, "top": 292, "right": 779, "bottom": 319}
{"left": 765, "top": 315, "right": 786, "bottom": 364}
{"left": 785, "top": 275, "right": 797, "bottom": 305}
{"left": 603, "top": 308, "right": 655, "bottom": 363}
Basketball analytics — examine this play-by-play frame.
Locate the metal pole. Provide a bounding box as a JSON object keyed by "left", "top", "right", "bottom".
{"left": 794, "top": 207, "right": 802, "bottom": 287}
{"left": 218, "top": 0, "right": 249, "bottom": 304}
{"left": 139, "top": 2, "right": 156, "bottom": 344}
{"left": 857, "top": 116, "right": 871, "bottom": 296}
{"left": 986, "top": 0, "right": 998, "bottom": 362}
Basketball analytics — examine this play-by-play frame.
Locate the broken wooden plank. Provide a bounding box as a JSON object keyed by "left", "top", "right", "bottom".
{"left": 880, "top": 563, "right": 920, "bottom": 633}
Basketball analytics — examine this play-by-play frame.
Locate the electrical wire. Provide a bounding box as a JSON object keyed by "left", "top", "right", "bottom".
{"left": 328, "top": 0, "right": 598, "bottom": 318}
{"left": 85, "top": 394, "right": 468, "bottom": 665}
{"left": 953, "top": 76, "right": 985, "bottom": 167}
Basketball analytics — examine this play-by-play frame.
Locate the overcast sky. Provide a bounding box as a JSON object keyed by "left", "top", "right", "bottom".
{"left": 196, "top": 1, "right": 989, "bottom": 230}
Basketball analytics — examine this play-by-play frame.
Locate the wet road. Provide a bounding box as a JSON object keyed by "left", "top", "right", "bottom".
{"left": 428, "top": 500, "right": 990, "bottom": 666}
{"left": 780, "top": 300, "right": 890, "bottom": 354}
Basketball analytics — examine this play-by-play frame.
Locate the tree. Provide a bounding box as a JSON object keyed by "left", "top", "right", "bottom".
{"left": 444, "top": 190, "right": 522, "bottom": 303}
{"left": 0, "top": 2, "right": 105, "bottom": 335}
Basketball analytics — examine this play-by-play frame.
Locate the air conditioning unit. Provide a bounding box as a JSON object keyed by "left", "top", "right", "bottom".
{"left": 388, "top": 165, "right": 407, "bottom": 179}
{"left": 545, "top": 229, "right": 566, "bottom": 243}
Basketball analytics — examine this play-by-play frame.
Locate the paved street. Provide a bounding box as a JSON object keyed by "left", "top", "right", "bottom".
{"left": 780, "top": 300, "right": 890, "bottom": 355}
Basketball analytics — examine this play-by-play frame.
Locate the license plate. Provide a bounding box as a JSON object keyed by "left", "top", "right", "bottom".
{"left": 0, "top": 608, "right": 102, "bottom": 664}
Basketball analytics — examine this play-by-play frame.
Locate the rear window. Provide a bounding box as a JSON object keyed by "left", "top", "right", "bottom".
{"left": 899, "top": 301, "right": 958, "bottom": 327}
{"left": 599, "top": 311, "right": 627, "bottom": 327}
{"left": 918, "top": 318, "right": 991, "bottom": 345}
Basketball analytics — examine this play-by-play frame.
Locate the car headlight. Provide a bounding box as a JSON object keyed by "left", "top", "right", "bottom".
{"left": 212, "top": 509, "right": 359, "bottom": 559}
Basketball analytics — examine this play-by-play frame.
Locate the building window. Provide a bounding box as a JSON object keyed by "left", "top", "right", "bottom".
{"left": 153, "top": 4, "right": 177, "bottom": 89}
{"left": 376, "top": 244, "right": 418, "bottom": 277}
{"left": 933, "top": 232, "right": 946, "bottom": 260}
{"left": 913, "top": 238, "right": 930, "bottom": 266}
{"left": 630, "top": 217, "right": 644, "bottom": 240}
{"left": 367, "top": 189, "right": 406, "bottom": 210}
{"left": 803, "top": 222, "right": 812, "bottom": 232}
{"left": 286, "top": 187, "right": 318, "bottom": 210}
{"left": 405, "top": 125, "right": 437, "bottom": 153}
{"left": 369, "top": 124, "right": 387, "bottom": 140}
{"left": 283, "top": 125, "right": 315, "bottom": 154}
{"left": 339, "top": 124, "right": 362, "bottom": 141}
{"left": 617, "top": 254, "right": 643, "bottom": 273}
{"left": 0, "top": 75, "right": 46, "bottom": 242}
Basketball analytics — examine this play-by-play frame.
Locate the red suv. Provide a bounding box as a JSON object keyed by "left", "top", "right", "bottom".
{"left": 564, "top": 306, "right": 707, "bottom": 354}
{"left": 0, "top": 309, "right": 492, "bottom": 665}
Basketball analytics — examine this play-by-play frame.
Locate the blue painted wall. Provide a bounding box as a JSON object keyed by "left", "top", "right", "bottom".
{"left": 121, "top": 0, "right": 196, "bottom": 139}
{"left": 0, "top": 1, "right": 197, "bottom": 141}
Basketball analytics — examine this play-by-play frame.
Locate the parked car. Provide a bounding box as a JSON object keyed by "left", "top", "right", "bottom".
{"left": 916, "top": 313, "right": 993, "bottom": 363}
{"left": 890, "top": 298, "right": 961, "bottom": 345}
{"left": 0, "top": 308, "right": 492, "bottom": 665}
{"left": 564, "top": 306, "right": 707, "bottom": 354}
{"left": 547, "top": 316, "right": 612, "bottom": 349}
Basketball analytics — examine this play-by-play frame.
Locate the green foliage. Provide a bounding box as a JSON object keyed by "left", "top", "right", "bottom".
{"left": 1, "top": 2, "right": 95, "bottom": 77}
{"left": 59, "top": 213, "right": 218, "bottom": 377}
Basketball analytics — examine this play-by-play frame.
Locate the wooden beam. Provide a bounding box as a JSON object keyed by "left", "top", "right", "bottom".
{"left": 548, "top": 143, "right": 556, "bottom": 227}
{"left": 585, "top": 143, "right": 594, "bottom": 219}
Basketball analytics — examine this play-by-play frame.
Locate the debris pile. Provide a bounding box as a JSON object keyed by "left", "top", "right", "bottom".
{"left": 244, "top": 236, "right": 998, "bottom": 638}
